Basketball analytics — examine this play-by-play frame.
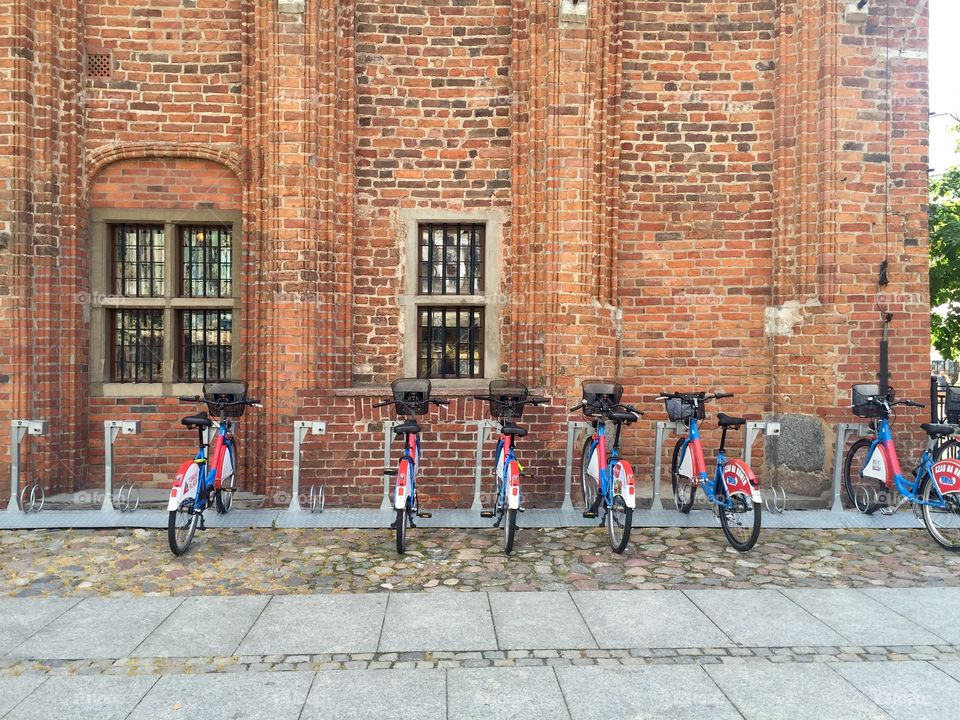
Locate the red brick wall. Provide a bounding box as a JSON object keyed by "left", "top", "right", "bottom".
{"left": 0, "top": 1, "right": 932, "bottom": 508}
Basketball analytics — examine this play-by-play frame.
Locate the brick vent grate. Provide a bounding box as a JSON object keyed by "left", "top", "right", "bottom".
{"left": 86, "top": 53, "right": 112, "bottom": 79}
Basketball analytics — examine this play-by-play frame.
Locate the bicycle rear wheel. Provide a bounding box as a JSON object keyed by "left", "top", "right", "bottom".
{"left": 168, "top": 499, "right": 199, "bottom": 556}
{"left": 937, "top": 438, "right": 960, "bottom": 461}
{"left": 607, "top": 495, "right": 632, "bottom": 554}
{"left": 921, "top": 477, "right": 960, "bottom": 551}
{"left": 504, "top": 508, "right": 518, "bottom": 554}
{"left": 718, "top": 483, "right": 761, "bottom": 552}
{"left": 579, "top": 437, "right": 598, "bottom": 512}
{"left": 671, "top": 438, "right": 695, "bottom": 513}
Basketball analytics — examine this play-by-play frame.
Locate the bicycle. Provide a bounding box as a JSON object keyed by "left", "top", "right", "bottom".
{"left": 473, "top": 380, "right": 548, "bottom": 554}
{"left": 842, "top": 383, "right": 960, "bottom": 550}
{"left": 167, "top": 380, "right": 260, "bottom": 556}
{"left": 571, "top": 381, "right": 643, "bottom": 554}
{"left": 375, "top": 379, "right": 448, "bottom": 554}
{"left": 662, "top": 391, "right": 762, "bottom": 552}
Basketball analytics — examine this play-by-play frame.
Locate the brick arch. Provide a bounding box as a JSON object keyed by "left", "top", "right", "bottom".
{"left": 87, "top": 143, "right": 242, "bottom": 187}
{"left": 88, "top": 155, "right": 242, "bottom": 211}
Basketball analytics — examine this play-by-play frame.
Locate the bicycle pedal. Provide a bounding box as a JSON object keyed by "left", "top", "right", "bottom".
{"left": 582, "top": 511, "right": 597, "bottom": 519}
{"left": 519, "top": 506, "right": 525, "bottom": 512}
{"left": 480, "top": 510, "right": 494, "bottom": 518}
{"left": 417, "top": 511, "right": 432, "bottom": 518}
{"left": 382, "top": 469, "right": 397, "bottom": 476}
{"left": 878, "top": 506, "right": 895, "bottom": 516}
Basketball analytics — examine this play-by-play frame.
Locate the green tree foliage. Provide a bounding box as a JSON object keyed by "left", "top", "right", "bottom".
{"left": 931, "top": 164, "right": 960, "bottom": 360}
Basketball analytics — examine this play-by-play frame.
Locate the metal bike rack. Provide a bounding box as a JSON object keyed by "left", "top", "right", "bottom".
{"left": 101, "top": 420, "right": 141, "bottom": 512}
{"left": 562, "top": 421, "right": 591, "bottom": 511}
{"left": 744, "top": 421, "right": 785, "bottom": 512}
{"left": 379, "top": 420, "right": 401, "bottom": 511}
{"left": 651, "top": 420, "right": 686, "bottom": 511}
{"left": 471, "top": 419, "right": 499, "bottom": 511}
{"left": 288, "top": 420, "right": 327, "bottom": 512}
{"left": 7, "top": 419, "right": 49, "bottom": 514}
{"left": 830, "top": 422, "right": 872, "bottom": 512}
{"left": 308, "top": 484, "right": 325, "bottom": 513}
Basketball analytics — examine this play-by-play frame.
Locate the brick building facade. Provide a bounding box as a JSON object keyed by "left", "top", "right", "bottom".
{"left": 0, "top": 1, "right": 930, "bottom": 509}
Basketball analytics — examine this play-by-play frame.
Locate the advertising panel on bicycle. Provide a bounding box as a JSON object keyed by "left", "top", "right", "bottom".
{"left": 932, "top": 458, "right": 960, "bottom": 496}
{"left": 722, "top": 459, "right": 761, "bottom": 502}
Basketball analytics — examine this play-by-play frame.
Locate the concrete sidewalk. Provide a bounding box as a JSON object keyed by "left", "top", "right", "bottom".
{"left": 2, "top": 587, "right": 960, "bottom": 718}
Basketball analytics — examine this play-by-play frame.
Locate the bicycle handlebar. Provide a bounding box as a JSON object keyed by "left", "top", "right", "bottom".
{"left": 656, "top": 391, "right": 733, "bottom": 402}
{"left": 179, "top": 395, "right": 260, "bottom": 408}
{"left": 864, "top": 396, "right": 924, "bottom": 409}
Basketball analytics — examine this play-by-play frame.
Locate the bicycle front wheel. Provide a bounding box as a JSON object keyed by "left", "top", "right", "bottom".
{"left": 168, "top": 499, "right": 199, "bottom": 556}
{"left": 921, "top": 477, "right": 960, "bottom": 551}
{"left": 843, "top": 438, "right": 885, "bottom": 513}
{"left": 671, "top": 438, "right": 695, "bottom": 513}
{"left": 718, "top": 484, "right": 761, "bottom": 552}
{"left": 504, "top": 508, "right": 518, "bottom": 554}
{"left": 579, "top": 438, "right": 598, "bottom": 511}
{"left": 215, "top": 443, "right": 237, "bottom": 514}
{"left": 607, "top": 495, "right": 632, "bottom": 554}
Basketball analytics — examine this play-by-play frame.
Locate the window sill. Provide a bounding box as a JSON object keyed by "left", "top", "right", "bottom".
{"left": 93, "top": 382, "right": 204, "bottom": 399}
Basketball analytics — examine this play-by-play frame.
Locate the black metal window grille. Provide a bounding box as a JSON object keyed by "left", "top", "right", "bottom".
{"left": 112, "top": 310, "right": 164, "bottom": 382}
{"left": 417, "top": 307, "right": 484, "bottom": 379}
{"left": 112, "top": 225, "right": 164, "bottom": 297}
{"left": 181, "top": 225, "right": 233, "bottom": 298}
{"left": 418, "top": 223, "right": 484, "bottom": 295}
{"left": 180, "top": 310, "right": 233, "bottom": 382}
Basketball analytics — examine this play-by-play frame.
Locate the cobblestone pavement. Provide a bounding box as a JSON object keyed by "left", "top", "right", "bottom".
{"left": 3, "top": 645, "right": 959, "bottom": 678}
{"left": 2, "top": 525, "right": 959, "bottom": 598}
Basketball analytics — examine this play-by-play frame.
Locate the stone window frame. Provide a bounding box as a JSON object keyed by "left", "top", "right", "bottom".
{"left": 400, "top": 209, "right": 502, "bottom": 388}
{"left": 89, "top": 208, "right": 242, "bottom": 398}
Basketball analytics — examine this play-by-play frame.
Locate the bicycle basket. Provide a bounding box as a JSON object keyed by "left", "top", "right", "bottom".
{"left": 392, "top": 378, "right": 431, "bottom": 415}
{"left": 582, "top": 381, "right": 623, "bottom": 416}
{"left": 851, "top": 383, "right": 893, "bottom": 419}
{"left": 203, "top": 380, "right": 248, "bottom": 418}
{"left": 664, "top": 392, "right": 704, "bottom": 422}
{"left": 488, "top": 380, "right": 529, "bottom": 419}
{"left": 946, "top": 386, "right": 960, "bottom": 423}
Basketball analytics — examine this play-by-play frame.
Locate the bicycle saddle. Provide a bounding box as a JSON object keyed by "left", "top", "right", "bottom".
{"left": 393, "top": 419, "right": 420, "bottom": 435}
{"left": 501, "top": 422, "right": 527, "bottom": 437}
{"left": 716, "top": 413, "right": 746, "bottom": 428}
{"left": 921, "top": 423, "right": 956, "bottom": 438}
{"left": 610, "top": 411, "right": 638, "bottom": 423}
{"left": 181, "top": 411, "right": 213, "bottom": 428}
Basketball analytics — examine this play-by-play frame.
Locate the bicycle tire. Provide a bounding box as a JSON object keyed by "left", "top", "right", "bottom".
{"left": 579, "top": 437, "right": 598, "bottom": 511}
{"left": 936, "top": 438, "right": 960, "bottom": 462}
{"left": 504, "top": 507, "right": 518, "bottom": 554}
{"left": 921, "top": 475, "right": 960, "bottom": 551}
{"left": 607, "top": 495, "right": 632, "bottom": 553}
{"left": 718, "top": 482, "right": 761, "bottom": 552}
{"left": 671, "top": 438, "right": 695, "bottom": 513}
{"left": 215, "top": 443, "right": 236, "bottom": 514}
{"left": 843, "top": 438, "right": 885, "bottom": 513}
{"left": 395, "top": 507, "right": 407, "bottom": 554}
{"left": 168, "top": 499, "right": 199, "bottom": 556}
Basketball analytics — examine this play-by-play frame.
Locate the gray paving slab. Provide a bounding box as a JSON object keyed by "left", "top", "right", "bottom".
{"left": 782, "top": 588, "right": 944, "bottom": 646}
{"left": 685, "top": 589, "right": 846, "bottom": 647}
{"left": 7, "top": 597, "right": 182, "bottom": 660}
{"left": 933, "top": 660, "right": 960, "bottom": 683}
{"left": 705, "top": 663, "right": 889, "bottom": 720}
{"left": 236, "top": 594, "right": 386, "bottom": 656}
{"left": 378, "top": 592, "right": 497, "bottom": 652}
{"left": 301, "top": 669, "right": 445, "bottom": 720}
{"left": 0, "top": 598, "right": 78, "bottom": 655}
{"left": 571, "top": 590, "right": 732, "bottom": 648}
{"left": 834, "top": 661, "right": 960, "bottom": 720}
{"left": 131, "top": 595, "right": 270, "bottom": 658}
{"left": 556, "top": 665, "right": 742, "bottom": 720}
{"left": 489, "top": 591, "right": 597, "bottom": 650}
{"left": 4, "top": 675, "right": 156, "bottom": 720}
{"left": 0, "top": 677, "right": 46, "bottom": 718}
{"left": 862, "top": 587, "right": 960, "bottom": 644}
{"left": 127, "top": 671, "right": 314, "bottom": 720}
{"left": 447, "top": 667, "right": 569, "bottom": 720}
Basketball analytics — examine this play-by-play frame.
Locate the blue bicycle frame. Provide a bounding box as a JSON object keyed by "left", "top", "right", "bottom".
{"left": 860, "top": 419, "right": 948, "bottom": 509}
{"left": 493, "top": 435, "right": 521, "bottom": 509}
{"left": 190, "top": 421, "right": 235, "bottom": 512}
{"left": 677, "top": 416, "right": 736, "bottom": 510}
{"left": 584, "top": 423, "right": 619, "bottom": 505}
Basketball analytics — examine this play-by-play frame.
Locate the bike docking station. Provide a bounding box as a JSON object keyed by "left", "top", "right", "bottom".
{"left": 102, "top": 420, "right": 142, "bottom": 513}
{"left": 287, "top": 420, "right": 327, "bottom": 513}
{"left": 6, "top": 419, "right": 49, "bottom": 514}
